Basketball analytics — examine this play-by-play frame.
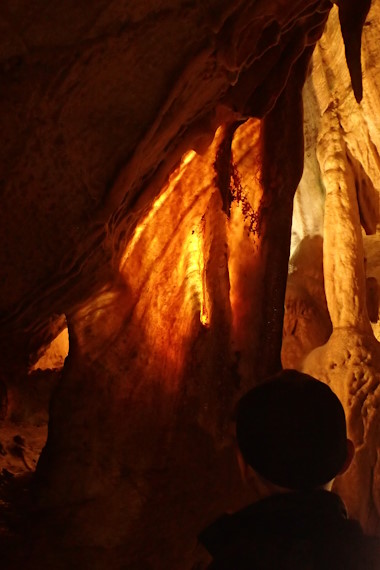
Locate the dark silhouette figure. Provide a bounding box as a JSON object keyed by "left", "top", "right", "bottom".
{"left": 199, "top": 369, "right": 380, "bottom": 569}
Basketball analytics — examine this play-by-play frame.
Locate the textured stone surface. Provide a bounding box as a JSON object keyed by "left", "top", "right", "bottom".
{"left": 32, "top": 107, "right": 303, "bottom": 568}
{"left": 297, "top": 4, "right": 380, "bottom": 534}
{"left": 302, "top": 115, "right": 380, "bottom": 528}
{"left": 0, "top": 0, "right": 330, "bottom": 341}
{"left": 282, "top": 235, "right": 332, "bottom": 369}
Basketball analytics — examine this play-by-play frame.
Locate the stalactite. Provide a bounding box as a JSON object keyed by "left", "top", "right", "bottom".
{"left": 336, "top": 0, "right": 372, "bottom": 102}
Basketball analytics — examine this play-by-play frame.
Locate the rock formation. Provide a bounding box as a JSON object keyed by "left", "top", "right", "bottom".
{"left": 1, "top": 1, "right": 380, "bottom": 568}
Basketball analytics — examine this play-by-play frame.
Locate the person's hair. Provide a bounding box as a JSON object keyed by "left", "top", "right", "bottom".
{"left": 235, "top": 369, "right": 348, "bottom": 490}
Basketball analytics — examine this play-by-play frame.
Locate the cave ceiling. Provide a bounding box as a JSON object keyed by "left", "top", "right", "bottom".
{"left": 1, "top": 0, "right": 380, "bottom": 568}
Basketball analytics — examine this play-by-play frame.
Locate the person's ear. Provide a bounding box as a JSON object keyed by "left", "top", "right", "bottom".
{"left": 338, "top": 439, "right": 355, "bottom": 475}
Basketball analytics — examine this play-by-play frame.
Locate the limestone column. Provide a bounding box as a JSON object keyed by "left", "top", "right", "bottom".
{"left": 303, "top": 107, "right": 380, "bottom": 533}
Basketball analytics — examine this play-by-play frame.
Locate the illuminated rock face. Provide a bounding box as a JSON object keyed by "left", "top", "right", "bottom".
{"left": 287, "top": 3, "right": 380, "bottom": 536}
{"left": 0, "top": 0, "right": 330, "bottom": 345}
{"left": 1, "top": 1, "right": 380, "bottom": 568}
{"left": 35, "top": 114, "right": 301, "bottom": 568}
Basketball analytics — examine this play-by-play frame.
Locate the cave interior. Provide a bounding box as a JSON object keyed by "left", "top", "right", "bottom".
{"left": 1, "top": 1, "right": 380, "bottom": 568}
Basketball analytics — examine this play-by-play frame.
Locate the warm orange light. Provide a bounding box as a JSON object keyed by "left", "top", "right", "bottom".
{"left": 115, "top": 121, "right": 266, "bottom": 388}
{"left": 185, "top": 226, "right": 209, "bottom": 327}
{"left": 30, "top": 326, "right": 69, "bottom": 372}
{"left": 119, "top": 150, "right": 197, "bottom": 271}
{"left": 228, "top": 118, "right": 265, "bottom": 373}
{"left": 116, "top": 142, "right": 214, "bottom": 385}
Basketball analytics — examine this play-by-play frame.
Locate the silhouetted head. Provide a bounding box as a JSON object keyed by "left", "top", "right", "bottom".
{"left": 236, "top": 369, "right": 350, "bottom": 491}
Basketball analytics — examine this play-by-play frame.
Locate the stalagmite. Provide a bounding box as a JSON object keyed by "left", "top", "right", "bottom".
{"left": 303, "top": 107, "right": 380, "bottom": 533}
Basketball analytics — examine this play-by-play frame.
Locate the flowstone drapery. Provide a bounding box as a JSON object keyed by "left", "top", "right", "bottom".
{"left": 32, "top": 88, "right": 305, "bottom": 567}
